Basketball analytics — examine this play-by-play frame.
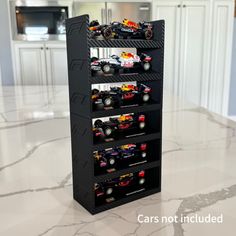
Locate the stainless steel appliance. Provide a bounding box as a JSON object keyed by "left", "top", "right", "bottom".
{"left": 73, "top": 2, "right": 151, "bottom": 24}
{"left": 73, "top": 1, "right": 152, "bottom": 58}
{"left": 10, "top": 0, "right": 73, "bottom": 41}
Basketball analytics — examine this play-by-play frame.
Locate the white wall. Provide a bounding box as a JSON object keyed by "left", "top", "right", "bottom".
{"left": 229, "top": 19, "right": 236, "bottom": 115}
{"left": 0, "top": 63, "right": 2, "bottom": 86}
{"left": 0, "top": 0, "right": 14, "bottom": 85}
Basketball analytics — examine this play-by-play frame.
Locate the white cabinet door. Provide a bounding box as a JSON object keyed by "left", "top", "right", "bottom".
{"left": 179, "top": 0, "right": 211, "bottom": 107}
{"left": 15, "top": 44, "right": 47, "bottom": 85}
{"left": 45, "top": 43, "right": 68, "bottom": 85}
{"left": 153, "top": 0, "right": 181, "bottom": 94}
{"left": 208, "top": 0, "right": 234, "bottom": 115}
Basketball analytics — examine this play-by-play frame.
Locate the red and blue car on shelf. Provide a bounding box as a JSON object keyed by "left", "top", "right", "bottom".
{"left": 94, "top": 143, "right": 147, "bottom": 172}
{"left": 95, "top": 170, "right": 146, "bottom": 198}
{"left": 92, "top": 83, "right": 151, "bottom": 109}
{"left": 93, "top": 114, "right": 146, "bottom": 138}
{"left": 89, "top": 18, "right": 153, "bottom": 40}
{"left": 91, "top": 52, "right": 152, "bottom": 75}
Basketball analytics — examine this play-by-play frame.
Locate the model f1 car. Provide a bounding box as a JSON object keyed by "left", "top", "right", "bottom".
{"left": 92, "top": 83, "right": 151, "bottom": 109}
{"left": 91, "top": 52, "right": 152, "bottom": 74}
{"left": 110, "top": 19, "right": 153, "bottom": 40}
{"left": 93, "top": 114, "right": 146, "bottom": 138}
{"left": 89, "top": 20, "right": 113, "bottom": 39}
{"left": 89, "top": 19, "right": 153, "bottom": 40}
{"left": 95, "top": 170, "right": 145, "bottom": 198}
{"left": 94, "top": 143, "right": 147, "bottom": 173}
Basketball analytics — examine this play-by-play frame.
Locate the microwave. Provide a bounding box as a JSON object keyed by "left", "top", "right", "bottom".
{"left": 10, "top": 0, "right": 73, "bottom": 41}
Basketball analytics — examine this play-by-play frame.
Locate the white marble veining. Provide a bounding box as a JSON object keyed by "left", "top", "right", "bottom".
{"left": 0, "top": 86, "right": 236, "bottom": 236}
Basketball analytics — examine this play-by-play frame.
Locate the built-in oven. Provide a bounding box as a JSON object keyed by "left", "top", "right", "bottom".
{"left": 10, "top": 0, "right": 73, "bottom": 41}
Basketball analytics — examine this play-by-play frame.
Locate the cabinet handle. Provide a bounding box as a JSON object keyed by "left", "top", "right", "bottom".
{"left": 177, "top": 4, "right": 181, "bottom": 7}
{"left": 183, "top": 5, "right": 186, "bottom": 7}
{"left": 40, "top": 47, "right": 43, "bottom": 50}
{"left": 46, "top": 47, "right": 49, "bottom": 50}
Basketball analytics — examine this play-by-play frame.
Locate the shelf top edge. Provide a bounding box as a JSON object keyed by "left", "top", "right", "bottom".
{"left": 90, "top": 72, "right": 162, "bottom": 84}
{"left": 88, "top": 39, "right": 163, "bottom": 49}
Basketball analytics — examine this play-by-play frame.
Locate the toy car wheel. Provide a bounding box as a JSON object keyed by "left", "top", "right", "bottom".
{"left": 109, "top": 157, "right": 116, "bottom": 165}
{"left": 144, "top": 29, "right": 153, "bottom": 40}
{"left": 141, "top": 152, "right": 147, "bottom": 158}
{"left": 94, "top": 183, "right": 100, "bottom": 190}
{"left": 114, "top": 68, "right": 120, "bottom": 74}
{"left": 102, "top": 26, "right": 112, "bottom": 39}
{"left": 106, "top": 187, "right": 113, "bottom": 195}
{"left": 103, "top": 96, "right": 113, "bottom": 107}
{"left": 139, "top": 178, "right": 145, "bottom": 185}
{"left": 139, "top": 122, "right": 146, "bottom": 129}
{"left": 142, "top": 93, "right": 150, "bottom": 102}
{"left": 89, "top": 20, "right": 100, "bottom": 27}
{"left": 89, "top": 31, "right": 96, "bottom": 38}
{"left": 91, "top": 57, "right": 99, "bottom": 62}
{"left": 92, "top": 89, "right": 99, "bottom": 95}
{"left": 94, "top": 119, "right": 103, "bottom": 128}
{"left": 102, "top": 64, "right": 111, "bottom": 74}
{"left": 143, "top": 62, "right": 151, "bottom": 71}
{"left": 104, "top": 126, "right": 113, "bottom": 136}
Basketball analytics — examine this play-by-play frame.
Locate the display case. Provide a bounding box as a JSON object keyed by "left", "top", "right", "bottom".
{"left": 66, "top": 15, "right": 164, "bottom": 214}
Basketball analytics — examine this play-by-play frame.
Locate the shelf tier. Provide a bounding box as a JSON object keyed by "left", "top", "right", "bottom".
{"left": 92, "top": 186, "right": 160, "bottom": 214}
{"left": 88, "top": 39, "right": 163, "bottom": 49}
{"left": 93, "top": 132, "right": 161, "bottom": 151}
{"left": 90, "top": 72, "right": 162, "bottom": 84}
{"left": 94, "top": 160, "right": 160, "bottom": 183}
{"left": 92, "top": 103, "right": 161, "bottom": 118}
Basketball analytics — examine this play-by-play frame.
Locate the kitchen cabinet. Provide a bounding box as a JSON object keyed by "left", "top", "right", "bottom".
{"left": 153, "top": 0, "right": 234, "bottom": 116}
{"left": 14, "top": 43, "right": 47, "bottom": 85}
{"left": 208, "top": 0, "right": 234, "bottom": 115}
{"left": 45, "top": 44, "right": 68, "bottom": 85}
{"left": 14, "top": 42, "right": 68, "bottom": 85}
{"left": 154, "top": 0, "right": 181, "bottom": 95}
{"left": 153, "top": 0, "right": 210, "bottom": 107}
{"left": 179, "top": 0, "right": 211, "bottom": 108}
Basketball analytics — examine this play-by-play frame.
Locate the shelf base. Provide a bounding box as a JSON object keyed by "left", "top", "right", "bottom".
{"left": 91, "top": 187, "right": 161, "bottom": 214}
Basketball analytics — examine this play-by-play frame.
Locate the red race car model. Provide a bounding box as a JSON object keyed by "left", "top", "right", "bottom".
{"left": 89, "top": 20, "right": 112, "bottom": 39}
{"left": 91, "top": 52, "right": 152, "bottom": 74}
{"left": 89, "top": 19, "right": 153, "bottom": 40}
{"left": 92, "top": 83, "right": 151, "bottom": 109}
{"left": 95, "top": 170, "right": 145, "bottom": 198}
{"left": 94, "top": 143, "right": 147, "bottom": 174}
{"left": 93, "top": 114, "right": 146, "bottom": 138}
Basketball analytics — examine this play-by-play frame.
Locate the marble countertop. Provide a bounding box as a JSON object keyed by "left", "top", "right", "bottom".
{"left": 0, "top": 86, "right": 235, "bottom": 236}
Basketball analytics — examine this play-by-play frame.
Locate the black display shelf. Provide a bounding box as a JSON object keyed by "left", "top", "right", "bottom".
{"left": 90, "top": 72, "right": 162, "bottom": 84}
{"left": 66, "top": 14, "right": 164, "bottom": 214}
{"left": 88, "top": 38, "right": 163, "bottom": 49}
{"left": 91, "top": 103, "right": 161, "bottom": 118}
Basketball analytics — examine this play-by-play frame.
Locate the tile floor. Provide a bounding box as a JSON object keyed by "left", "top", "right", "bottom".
{"left": 0, "top": 86, "right": 235, "bottom": 236}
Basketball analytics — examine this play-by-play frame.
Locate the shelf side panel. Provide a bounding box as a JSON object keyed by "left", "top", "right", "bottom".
{"left": 70, "top": 114, "right": 94, "bottom": 211}
{"left": 66, "top": 15, "right": 94, "bottom": 212}
{"left": 66, "top": 14, "right": 91, "bottom": 117}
